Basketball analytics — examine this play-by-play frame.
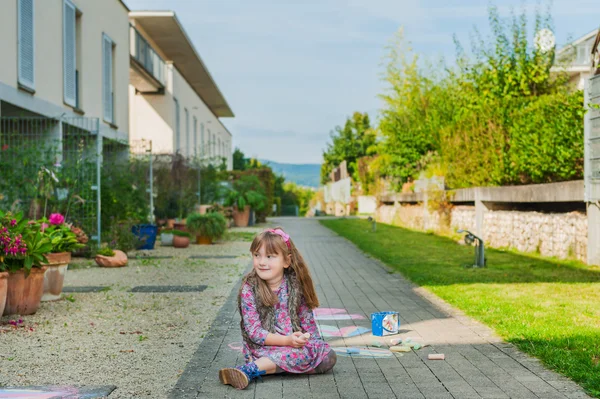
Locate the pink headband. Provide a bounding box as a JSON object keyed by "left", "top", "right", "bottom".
{"left": 267, "top": 229, "right": 291, "bottom": 250}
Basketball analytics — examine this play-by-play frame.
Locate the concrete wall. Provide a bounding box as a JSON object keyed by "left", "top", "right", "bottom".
{"left": 0, "top": 0, "right": 129, "bottom": 138}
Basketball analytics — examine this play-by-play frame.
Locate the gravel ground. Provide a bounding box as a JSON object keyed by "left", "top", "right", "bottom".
{"left": 0, "top": 226, "right": 267, "bottom": 398}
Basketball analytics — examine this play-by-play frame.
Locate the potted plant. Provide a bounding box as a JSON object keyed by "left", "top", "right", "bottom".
{"left": 160, "top": 228, "right": 174, "bottom": 246}
{"left": 172, "top": 230, "right": 191, "bottom": 248}
{"left": 0, "top": 211, "right": 52, "bottom": 316}
{"left": 36, "top": 213, "right": 85, "bottom": 301}
{"left": 94, "top": 247, "right": 128, "bottom": 268}
{"left": 226, "top": 190, "right": 267, "bottom": 228}
{"left": 185, "top": 212, "right": 227, "bottom": 245}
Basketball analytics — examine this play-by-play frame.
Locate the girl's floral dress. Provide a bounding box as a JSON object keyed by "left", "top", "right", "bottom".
{"left": 240, "top": 278, "right": 331, "bottom": 373}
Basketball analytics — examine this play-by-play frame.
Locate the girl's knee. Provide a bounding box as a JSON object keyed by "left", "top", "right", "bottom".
{"left": 315, "top": 350, "right": 337, "bottom": 374}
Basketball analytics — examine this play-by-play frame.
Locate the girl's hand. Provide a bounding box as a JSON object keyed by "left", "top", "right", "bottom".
{"left": 289, "top": 331, "right": 309, "bottom": 348}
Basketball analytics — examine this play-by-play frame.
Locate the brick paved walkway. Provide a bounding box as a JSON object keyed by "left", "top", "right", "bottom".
{"left": 170, "top": 218, "right": 591, "bottom": 399}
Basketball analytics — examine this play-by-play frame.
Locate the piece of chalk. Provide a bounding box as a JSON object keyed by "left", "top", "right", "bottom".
{"left": 370, "top": 341, "right": 383, "bottom": 348}
{"left": 428, "top": 353, "right": 445, "bottom": 360}
{"left": 303, "top": 333, "right": 311, "bottom": 339}
{"left": 390, "top": 345, "right": 412, "bottom": 353}
{"left": 390, "top": 338, "right": 403, "bottom": 345}
{"left": 413, "top": 343, "right": 422, "bottom": 350}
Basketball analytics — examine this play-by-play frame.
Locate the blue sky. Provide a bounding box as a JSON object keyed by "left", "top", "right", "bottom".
{"left": 125, "top": 0, "right": 599, "bottom": 164}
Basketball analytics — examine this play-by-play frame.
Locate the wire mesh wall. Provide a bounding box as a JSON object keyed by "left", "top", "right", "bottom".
{"left": 0, "top": 116, "right": 100, "bottom": 240}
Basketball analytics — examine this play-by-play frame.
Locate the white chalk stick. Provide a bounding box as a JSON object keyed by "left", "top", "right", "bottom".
{"left": 428, "top": 354, "right": 445, "bottom": 360}
{"left": 303, "top": 333, "right": 310, "bottom": 339}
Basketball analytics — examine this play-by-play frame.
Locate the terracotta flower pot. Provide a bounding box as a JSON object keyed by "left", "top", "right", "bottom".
{"left": 232, "top": 206, "right": 250, "bottom": 227}
{"left": 4, "top": 266, "right": 48, "bottom": 316}
{"left": 173, "top": 236, "right": 190, "bottom": 248}
{"left": 196, "top": 235, "right": 212, "bottom": 245}
{"left": 42, "top": 252, "right": 71, "bottom": 302}
{"left": 0, "top": 272, "right": 8, "bottom": 317}
{"left": 94, "top": 250, "right": 128, "bottom": 268}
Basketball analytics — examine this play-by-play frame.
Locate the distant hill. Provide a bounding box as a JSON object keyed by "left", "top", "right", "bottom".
{"left": 259, "top": 160, "right": 321, "bottom": 188}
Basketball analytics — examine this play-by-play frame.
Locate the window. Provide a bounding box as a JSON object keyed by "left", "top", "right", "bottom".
{"left": 18, "top": 0, "right": 35, "bottom": 91}
{"left": 207, "top": 129, "right": 212, "bottom": 157}
{"left": 200, "top": 123, "right": 205, "bottom": 157}
{"left": 218, "top": 137, "right": 221, "bottom": 157}
{"left": 102, "top": 34, "right": 115, "bottom": 123}
{"left": 193, "top": 117, "right": 198, "bottom": 156}
{"left": 174, "top": 98, "right": 180, "bottom": 152}
{"left": 63, "top": 0, "right": 76, "bottom": 106}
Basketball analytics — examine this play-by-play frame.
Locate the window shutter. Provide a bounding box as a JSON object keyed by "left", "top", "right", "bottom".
{"left": 174, "top": 99, "right": 180, "bottom": 151}
{"left": 102, "top": 34, "right": 113, "bottom": 123}
{"left": 193, "top": 117, "right": 198, "bottom": 156}
{"left": 63, "top": 0, "right": 76, "bottom": 106}
{"left": 185, "top": 108, "right": 189, "bottom": 156}
{"left": 200, "top": 123, "right": 205, "bottom": 157}
{"left": 18, "top": 0, "right": 35, "bottom": 90}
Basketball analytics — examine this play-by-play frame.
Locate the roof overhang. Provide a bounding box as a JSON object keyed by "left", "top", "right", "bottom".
{"left": 129, "top": 11, "right": 234, "bottom": 118}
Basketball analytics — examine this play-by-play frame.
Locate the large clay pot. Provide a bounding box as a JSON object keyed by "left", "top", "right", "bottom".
{"left": 42, "top": 252, "right": 71, "bottom": 302}
{"left": 233, "top": 206, "right": 250, "bottom": 227}
{"left": 173, "top": 236, "right": 190, "bottom": 248}
{"left": 4, "top": 266, "right": 48, "bottom": 316}
{"left": 196, "top": 235, "right": 212, "bottom": 245}
{"left": 0, "top": 272, "right": 8, "bottom": 317}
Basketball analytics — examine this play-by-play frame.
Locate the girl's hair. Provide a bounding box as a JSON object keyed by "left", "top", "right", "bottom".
{"left": 247, "top": 227, "right": 319, "bottom": 309}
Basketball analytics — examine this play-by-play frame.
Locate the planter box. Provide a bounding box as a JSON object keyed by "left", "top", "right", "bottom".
{"left": 42, "top": 252, "right": 71, "bottom": 302}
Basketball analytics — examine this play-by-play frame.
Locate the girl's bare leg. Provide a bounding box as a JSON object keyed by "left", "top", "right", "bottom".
{"left": 254, "top": 357, "right": 278, "bottom": 374}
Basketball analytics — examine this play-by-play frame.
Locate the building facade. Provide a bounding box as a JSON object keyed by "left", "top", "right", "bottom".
{"left": 128, "top": 11, "right": 234, "bottom": 169}
{"left": 554, "top": 29, "right": 599, "bottom": 90}
{"left": 0, "top": 0, "right": 130, "bottom": 141}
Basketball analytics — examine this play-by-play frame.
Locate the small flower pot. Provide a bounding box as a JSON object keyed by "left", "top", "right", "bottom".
{"left": 196, "top": 235, "right": 212, "bottom": 245}
{"left": 94, "top": 250, "right": 128, "bottom": 268}
{"left": 0, "top": 272, "right": 8, "bottom": 317}
{"left": 173, "top": 235, "right": 190, "bottom": 248}
{"left": 4, "top": 266, "right": 48, "bottom": 316}
{"left": 42, "top": 252, "right": 71, "bottom": 302}
{"left": 161, "top": 233, "right": 174, "bottom": 246}
{"left": 132, "top": 224, "right": 158, "bottom": 250}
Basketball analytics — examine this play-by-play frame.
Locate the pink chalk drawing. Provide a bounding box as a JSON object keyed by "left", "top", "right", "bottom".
{"left": 228, "top": 342, "right": 243, "bottom": 352}
{"left": 313, "top": 308, "right": 365, "bottom": 320}
{"left": 317, "top": 324, "right": 371, "bottom": 338}
{"left": 332, "top": 346, "right": 392, "bottom": 358}
{"left": 0, "top": 386, "right": 115, "bottom": 398}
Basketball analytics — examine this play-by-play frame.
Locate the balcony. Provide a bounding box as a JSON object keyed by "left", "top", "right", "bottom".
{"left": 129, "top": 24, "right": 165, "bottom": 93}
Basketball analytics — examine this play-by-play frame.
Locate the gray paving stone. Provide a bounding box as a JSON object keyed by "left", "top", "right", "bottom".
{"left": 170, "top": 218, "right": 592, "bottom": 399}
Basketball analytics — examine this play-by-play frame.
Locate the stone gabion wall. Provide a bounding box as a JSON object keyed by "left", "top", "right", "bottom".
{"left": 376, "top": 204, "right": 587, "bottom": 261}
{"left": 483, "top": 210, "right": 587, "bottom": 261}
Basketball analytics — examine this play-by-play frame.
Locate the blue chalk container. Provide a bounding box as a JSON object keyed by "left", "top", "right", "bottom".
{"left": 371, "top": 311, "right": 400, "bottom": 336}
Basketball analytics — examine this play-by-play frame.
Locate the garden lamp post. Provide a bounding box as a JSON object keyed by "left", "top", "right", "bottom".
{"left": 457, "top": 229, "right": 486, "bottom": 268}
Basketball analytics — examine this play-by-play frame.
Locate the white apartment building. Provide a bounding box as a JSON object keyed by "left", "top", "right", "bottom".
{"left": 554, "top": 29, "right": 599, "bottom": 90}
{"left": 128, "top": 11, "right": 234, "bottom": 169}
{"left": 0, "top": 0, "right": 130, "bottom": 142}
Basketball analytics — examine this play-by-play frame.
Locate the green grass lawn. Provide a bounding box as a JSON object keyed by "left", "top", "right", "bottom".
{"left": 321, "top": 218, "right": 600, "bottom": 397}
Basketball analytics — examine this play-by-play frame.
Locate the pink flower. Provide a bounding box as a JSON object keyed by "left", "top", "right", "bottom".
{"left": 49, "top": 213, "right": 65, "bottom": 225}
{"left": 10, "top": 219, "right": 16, "bottom": 227}
{"left": 40, "top": 223, "right": 49, "bottom": 232}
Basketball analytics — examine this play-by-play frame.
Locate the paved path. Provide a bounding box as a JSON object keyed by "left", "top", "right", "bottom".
{"left": 171, "top": 218, "right": 591, "bottom": 399}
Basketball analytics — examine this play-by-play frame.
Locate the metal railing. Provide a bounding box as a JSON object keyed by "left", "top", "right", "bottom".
{"left": 130, "top": 25, "right": 166, "bottom": 86}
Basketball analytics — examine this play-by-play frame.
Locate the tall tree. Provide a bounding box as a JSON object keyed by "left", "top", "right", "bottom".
{"left": 232, "top": 148, "right": 248, "bottom": 171}
{"left": 320, "top": 112, "right": 376, "bottom": 184}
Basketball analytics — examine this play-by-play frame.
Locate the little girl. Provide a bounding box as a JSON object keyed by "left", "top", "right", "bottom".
{"left": 219, "top": 227, "right": 337, "bottom": 390}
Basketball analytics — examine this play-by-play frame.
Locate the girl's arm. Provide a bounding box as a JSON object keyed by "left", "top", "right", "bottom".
{"left": 240, "top": 284, "right": 271, "bottom": 345}
{"left": 298, "top": 296, "right": 321, "bottom": 338}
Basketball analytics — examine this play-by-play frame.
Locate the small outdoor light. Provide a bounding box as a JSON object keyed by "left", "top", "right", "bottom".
{"left": 367, "top": 216, "right": 377, "bottom": 232}
{"left": 457, "top": 229, "right": 486, "bottom": 268}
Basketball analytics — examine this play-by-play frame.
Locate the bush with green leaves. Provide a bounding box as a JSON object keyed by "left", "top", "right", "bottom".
{"left": 172, "top": 229, "right": 191, "bottom": 238}
{"left": 185, "top": 212, "right": 227, "bottom": 240}
{"left": 375, "top": 4, "right": 583, "bottom": 189}
{"left": 225, "top": 175, "right": 268, "bottom": 211}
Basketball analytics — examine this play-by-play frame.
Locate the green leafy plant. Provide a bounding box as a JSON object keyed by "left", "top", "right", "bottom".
{"left": 185, "top": 212, "right": 227, "bottom": 240}
{"left": 96, "top": 247, "right": 115, "bottom": 257}
{"left": 171, "top": 229, "right": 191, "bottom": 238}
{"left": 104, "top": 219, "right": 140, "bottom": 254}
